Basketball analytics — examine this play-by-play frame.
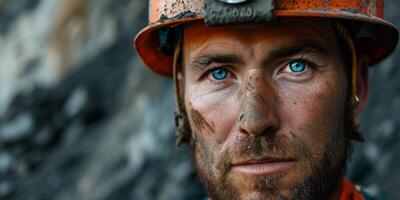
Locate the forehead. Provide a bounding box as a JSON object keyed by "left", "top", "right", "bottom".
{"left": 183, "top": 19, "right": 336, "bottom": 56}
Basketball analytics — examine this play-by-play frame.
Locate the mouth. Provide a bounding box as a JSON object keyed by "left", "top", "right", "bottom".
{"left": 231, "top": 157, "right": 296, "bottom": 176}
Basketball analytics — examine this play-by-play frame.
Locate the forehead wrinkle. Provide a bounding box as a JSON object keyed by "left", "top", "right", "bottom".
{"left": 229, "top": 19, "right": 334, "bottom": 48}
{"left": 251, "top": 25, "right": 331, "bottom": 54}
{"left": 255, "top": 38, "right": 330, "bottom": 66}
{"left": 185, "top": 39, "right": 251, "bottom": 70}
{"left": 184, "top": 19, "right": 337, "bottom": 70}
{"left": 273, "top": 31, "right": 327, "bottom": 48}
{"left": 188, "top": 38, "right": 247, "bottom": 57}
{"left": 279, "top": 18, "right": 333, "bottom": 37}
{"left": 184, "top": 23, "right": 254, "bottom": 61}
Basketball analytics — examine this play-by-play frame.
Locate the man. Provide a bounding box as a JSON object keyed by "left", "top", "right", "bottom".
{"left": 134, "top": 1, "right": 398, "bottom": 200}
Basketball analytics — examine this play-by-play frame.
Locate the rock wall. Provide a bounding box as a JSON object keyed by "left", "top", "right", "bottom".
{"left": 0, "top": 0, "right": 398, "bottom": 199}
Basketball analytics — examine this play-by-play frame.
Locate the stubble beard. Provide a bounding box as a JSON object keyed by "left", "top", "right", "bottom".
{"left": 190, "top": 114, "right": 352, "bottom": 200}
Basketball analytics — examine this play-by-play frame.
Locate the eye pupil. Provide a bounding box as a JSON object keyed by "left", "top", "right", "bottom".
{"left": 289, "top": 61, "right": 306, "bottom": 73}
{"left": 212, "top": 68, "right": 228, "bottom": 80}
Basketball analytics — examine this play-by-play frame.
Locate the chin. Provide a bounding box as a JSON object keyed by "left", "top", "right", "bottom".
{"left": 239, "top": 191, "right": 285, "bottom": 200}
{"left": 216, "top": 189, "right": 292, "bottom": 200}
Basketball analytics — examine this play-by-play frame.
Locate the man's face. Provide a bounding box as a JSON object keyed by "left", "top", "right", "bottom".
{"left": 182, "top": 19, "right": 352, "bottom": 200}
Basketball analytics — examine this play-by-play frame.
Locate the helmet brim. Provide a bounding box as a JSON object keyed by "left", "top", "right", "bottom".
{"left": 135, "top": 12, "right": 398, "bottom": 76}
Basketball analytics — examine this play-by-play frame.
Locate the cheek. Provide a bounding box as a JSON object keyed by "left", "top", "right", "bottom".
{"left": 186, "top": 84, "right": 240, "bottom": 146}
{"left": 278, "top": 73, "right": 347, "bottom": 156}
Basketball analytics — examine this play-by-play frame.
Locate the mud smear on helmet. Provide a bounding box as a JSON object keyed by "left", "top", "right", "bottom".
{"left": 204, "top": 0, "right": 275, "bottom": 26}
{"left": 157, "top": 10, "right": 199, "bottom": 23}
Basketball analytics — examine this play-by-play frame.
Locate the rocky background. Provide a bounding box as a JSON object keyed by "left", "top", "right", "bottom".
{"left": 0, "top": 0, "right": 398, "bottom": 200}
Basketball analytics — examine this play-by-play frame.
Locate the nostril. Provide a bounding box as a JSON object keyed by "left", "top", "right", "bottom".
{"left": 239, "top": 126, "right": 277, "bottom": 137}
{"left": 239, "top": 127, "right": 249, "bottom": 135}
{"left": 261, "top": 127, "right": 277, "bottom": 138}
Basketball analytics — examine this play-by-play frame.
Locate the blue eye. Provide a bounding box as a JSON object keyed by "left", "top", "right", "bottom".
{"left": 211, "top": 67, "right": 228, "bottom": 80}
{"left": 288, "top": 60, "right": 306, "bottom": 73}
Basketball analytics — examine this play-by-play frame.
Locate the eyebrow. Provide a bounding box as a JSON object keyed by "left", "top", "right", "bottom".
{"left": 192, "top": 53, "right": 244, "bottom": 69}
{"left": 189, "top": 40, "right": 329, "bottom": 72}
{"left": 268, "top": 41, "right": 329, "bottom": 61}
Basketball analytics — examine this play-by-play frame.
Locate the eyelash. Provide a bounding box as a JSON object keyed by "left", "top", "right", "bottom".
{"left": 199, "top": 58, "right": 318, "bottom": 81}
{"left": 280, "top": 59, "right": 315, "bottom": 74}
{"left": 204, "top": 66, "right": 233, "bottom": 82}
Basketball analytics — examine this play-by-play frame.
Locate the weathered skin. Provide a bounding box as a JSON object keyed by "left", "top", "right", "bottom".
{"left": 180, "top": 19, "right": 368, "bottom": 200}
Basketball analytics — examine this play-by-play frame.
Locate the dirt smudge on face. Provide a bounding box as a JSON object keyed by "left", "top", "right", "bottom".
{"left": 254, "top": 94, "right": 266, "bottom": 104}
{"left": 234, "top": 89, "right": 243, "bottom": 102}
{"left": 289, "top": 131, "right": 311, "bottom": 161}
{"left": 240, "top": 95, "right": 279, "bottom": 124}
{"left": 190, "top": 107, "right": 215, "bottom": 134}
{"left": 246, "top": 82, "right": 255, "bottom": 94}
{"left": 193, "top": 134, "right": 215, "bottom": 172}
{"left": 247, "top": 102, "right": 265, "bottom": 121}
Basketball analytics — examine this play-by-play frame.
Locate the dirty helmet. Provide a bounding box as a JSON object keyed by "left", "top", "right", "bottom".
{"left": 134, "top": 0, "right": 398, "bottom": 76}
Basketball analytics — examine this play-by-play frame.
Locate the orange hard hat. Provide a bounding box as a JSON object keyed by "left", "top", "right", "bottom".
{"left": 134, "top": 0, "right": 399, "bottom": 76}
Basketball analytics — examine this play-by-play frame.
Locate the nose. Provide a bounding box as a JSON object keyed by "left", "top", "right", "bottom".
{"left": 238, "top": 69, "right": 280, "bottom": 136}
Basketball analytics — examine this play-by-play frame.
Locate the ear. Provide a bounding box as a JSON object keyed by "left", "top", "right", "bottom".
{"left": 353, "top": 54, "right": 369, "bottom": 116}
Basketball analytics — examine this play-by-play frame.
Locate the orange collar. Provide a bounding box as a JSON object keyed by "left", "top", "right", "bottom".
{"left": 339, "top": 177, "right": 364, "bottom": 200}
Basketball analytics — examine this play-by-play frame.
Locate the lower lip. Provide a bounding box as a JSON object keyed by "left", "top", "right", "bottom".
{"left": 232, "top": 161, "right": 296, "bottom": 175}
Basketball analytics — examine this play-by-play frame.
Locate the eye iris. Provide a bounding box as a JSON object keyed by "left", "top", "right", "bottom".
{"left": 212, "top": 68, "right": 228, "bottom": 80}
{"left": 289, "top": 61, "right": 306, "bottom": 73}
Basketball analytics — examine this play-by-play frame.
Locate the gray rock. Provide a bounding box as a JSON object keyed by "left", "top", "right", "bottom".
{"left": 0, "top": 181, "right": 14, "bottom": 198}
{"left": 0, "top": 152, "right": 12, "bottom": 172}
{"left": 64, "top": 87, "right": 88, "bottom": 119}
{"left": 0, "top": 0, "right": 399, "bottom": 200}
{"left": 0, "top": 113, "right": 33, "bottom": 143}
